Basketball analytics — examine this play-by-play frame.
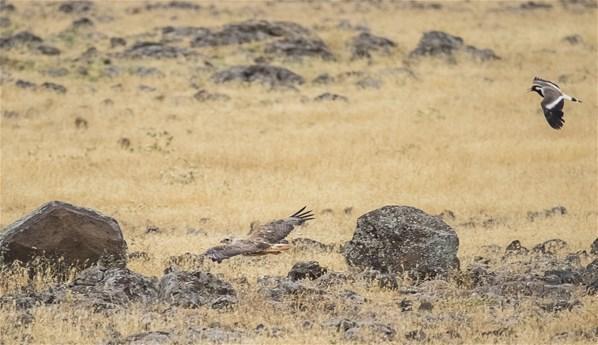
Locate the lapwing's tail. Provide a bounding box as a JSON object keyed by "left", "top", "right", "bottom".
{"left": 564, "top": 94, "right": 582, "bottom": 103}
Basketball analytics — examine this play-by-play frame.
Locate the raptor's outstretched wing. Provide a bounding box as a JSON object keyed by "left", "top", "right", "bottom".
{"left": 249, "top": 206, "right": 314, "bottom": 244}
{"left": 204, "top": 239, "right": 270, "bottom": 263}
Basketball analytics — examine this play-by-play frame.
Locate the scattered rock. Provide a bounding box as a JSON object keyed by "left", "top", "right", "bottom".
{"left": 123, "top": 41, "right": 191, "bottom": 59}
{"left": 74, "top": 116, "right": 88, "bottom": 129}
{"left": 356, "top": 77, "right": 382, "bottom": 89}
{"left": 350, "top": 32, "right": 396, "bottom": 59}
{"left": 159, "top": 270, "right": 237, "bottom": 309}
{"left": 527, "top": 206, "right": 567, "bottom": 222}
{"left": 540, "top": 299, "right": 582, "bottom": 312}
{"left": 37, "top": 45, "right": 61, "bottom": 55}
{"left": 288, "top": 261, "right": 328, "bottom": 281}
{"left": 265, "top": 37, "right": 334, "bottom": 60}
{"left": 193, "top": 89, "right": 230, "bottom": 102}
{"left": 405, "top": 329, "right": 427, "bottom": 341}
{"left": 409, "top": 31, "right": 499, "bottom": 62}
{"left": 519, "top": 1, "right": 553, "bottom": 10}
{"left": 0, "top": 201, "right": 127, "bottom": 268}
{"left": 110, "top": 37, "right": 127, "bottom": 48}
{"left": 399, "top": 298, "right": 413, "bottom": 312}
{"left": 15, "top": 79, "right": 36, "bottom": 89}
{"left": 343, "top": 205, "right": 460, "bottom": 278}
{"left": 211, "top": 64, "right": 304, "bottom": 88}
{"left": 591, "top": 238, "right": 598, "bottom": 255}
{"left": 58, "top": 1, "right": 94, "bottom": 14}
{"left": 165, "top": 252, "right": 205, "bottom": 270}
{"left": 130, "top": 66, "right": 163, "bottom": 77}
{"left": 562, "top": 34, "right": 583, "bottom": 45}
{"left": 72, "top": 17, "right": 94, "bottom": 29}
{"left": 0, "top": 16, "right": 10, "bottom": 28}
{"left": 0, "top": 31, "right": 43, "bottom": 49}
{"left": 46, "top": 67, "right": 69, "bottom": 77}
{"left": 290, "top": 238, "right": 335, "bottom": 252}
{"left": 128, "top": 251, "right": 151, "bottom": 261}
{"left": 133, "top": 1, "right": 201, "bottom": 13}
{"left": 116, "top": 331, "right": 172, "bottom": 345}
{"left": 257, "top": 276, "right": 326, "bottom": 303}
{"left": 312, "top": 73, "right": 335, "bottom": 85}
{"left": 532, "top": 239, "right": 568, "bottom": 255}
{"left": 505, "top": 240, "right": 529, "bottom": 255}
{"left": 191, "top": 20, "right": 312, "bottom": 48}
{"left": 418, "top": 301, "right": 434, "bottom": 311}
{"left": 41, "top": 82, "right": 67, "bottom": 94}
{"left": 314, "top": 92, "right": 348, "bottom": 102}
{"left": 63, "top": 266, "right": 157, "bottom": 310}
{"left": 118, "top": 137, "right": 131, "bottom": 149}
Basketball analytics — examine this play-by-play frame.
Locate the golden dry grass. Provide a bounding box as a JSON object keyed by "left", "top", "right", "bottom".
{"left": 1, "top": 0, "right": 597, "bottom": 344}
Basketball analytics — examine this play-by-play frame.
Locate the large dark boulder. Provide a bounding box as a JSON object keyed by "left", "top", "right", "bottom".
{"left": 159, "top": 270, "right": 237, "bottom": 309}
{"left": 343, "top": 206, "right": 459, "bottom": 278}
{"left": 0, "top": 201, "right": 127, "bottom": 268}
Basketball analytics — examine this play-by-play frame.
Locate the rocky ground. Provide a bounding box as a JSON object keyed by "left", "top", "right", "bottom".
{"left": 1, "top": 0, "right": 597, "bottom": 344}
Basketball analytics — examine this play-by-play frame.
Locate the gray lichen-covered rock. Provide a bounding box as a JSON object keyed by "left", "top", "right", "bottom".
{"left": 159, "top": 270, "right": 237, "bottom": 309}
{"left": 190, "top": 20, "right": 312, "bottom": 47}
{"left": 0, "top": 201, "right": 127, "bottom": 268}
{"left": 409, "top": 31, "right": 499, "bottom": 62}
{"left": 211, "top": 64, "right": 304, "bottom": 87}
{"left": 343, "top": 205, "right": 459, "bottom": 278}
{"left": 350, "top": 32, "right": 396, "bottom": 59}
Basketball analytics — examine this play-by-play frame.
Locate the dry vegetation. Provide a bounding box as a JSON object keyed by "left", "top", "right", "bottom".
{"left": 1, "top": 0, "right": 597, "bottom": 344}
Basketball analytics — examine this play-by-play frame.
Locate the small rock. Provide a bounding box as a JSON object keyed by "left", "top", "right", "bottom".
{"left": 46, "top": 67, "right": 69, "bottom": 77}
{"left": 590, "top": 238, "right": 598, "bottom": 255}
{"left": 193, "top": 89, "right": 230, "bottom": 102}
{"left": 0, "top": 16, "right": 10, "bottom": 28}
{"left": 540, "top": 299, "right": 582, "bottom": 312}
{"left": 265, "top": 37, "right": 334, "bottom": 60}
{"left": 290, "top": 238, "right": 335, "bottom": 252}
{"left": 532, "top": 239, "right": 568, "bottom": 255}
{"left": 123, "top": 41, "right": 190, "bottom": 59}
{"left": 288, "top": 261, "right": 328, "bottom": 281}
{"left": 562, "top": 34, "right": 583, "bottom": 45}
{"left": 418, "top": 301, "right": 434, "bottom": 311}
{"left": 118, "top": 331, "right": 171, "bottom": 345}
{"left": 350, "top": 31, "right": 396, "bottom": 59}
{"left": 74, "top": 116, "right": 88, "bottom": 129}
{"left": 314, "top": 92, "right": 348, "bottom": 102}
{"left": 356, "top": 77, "right": 382, "bottom": 89}
{"left": 37, "top": 45, "right": 61, "bottom": 55}
{"left": 41, "top": 82, "right": 67, "bottom": 94}
{"left": 519, "top": 1, "right": 553, "bottom": 10}
{"left": 505, "top": 240, "right": 529, "bottom": 255}
{"left": 58, "top": 1, "right": 94, "bottom": 14}
{"left": 159, "top": 270, "right": 237, "bottom": 309}
{"left": 312, "top": 73, "right": 335, "bottom": 85}
{"left": 110, "top": 37, "right": 127, "bottom": 48}
{"left": 399, "top": 299, "right": 413, "bottom": 312}
{"left": 405, "top": 329, "right": 426, "bottom": 341}
{"left": 211, "top": 64, "right": 304, "bottom": 88}
{"left": 72, "top": 17, "right": 94, "bottom": 29}
{"left": 15, "top": 79, "right": 36, "bottom": 89}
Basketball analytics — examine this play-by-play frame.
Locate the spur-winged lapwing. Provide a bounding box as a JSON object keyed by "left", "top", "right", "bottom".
{"left": 530, "top": 76, "right": 582, "bottom": 129}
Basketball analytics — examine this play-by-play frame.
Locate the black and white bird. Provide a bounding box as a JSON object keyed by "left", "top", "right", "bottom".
{"left": 530, "top": 76, "right": 582, "bottom": 129}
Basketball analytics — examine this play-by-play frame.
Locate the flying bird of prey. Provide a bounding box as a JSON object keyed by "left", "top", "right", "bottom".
{"left": 530, "top": 76, "right": 582, "bottom": 129}
{"left": 204, "top": 207, "right": 314, "bottom": 263}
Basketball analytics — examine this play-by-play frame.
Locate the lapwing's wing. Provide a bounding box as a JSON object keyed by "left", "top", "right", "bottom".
{"left": 541, "top": 88, "right": 565, "bottom": 130}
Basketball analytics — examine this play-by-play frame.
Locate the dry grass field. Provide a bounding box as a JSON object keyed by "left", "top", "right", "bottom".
{"left": 1, "top": 0, "right": 597, "bottom": 344}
